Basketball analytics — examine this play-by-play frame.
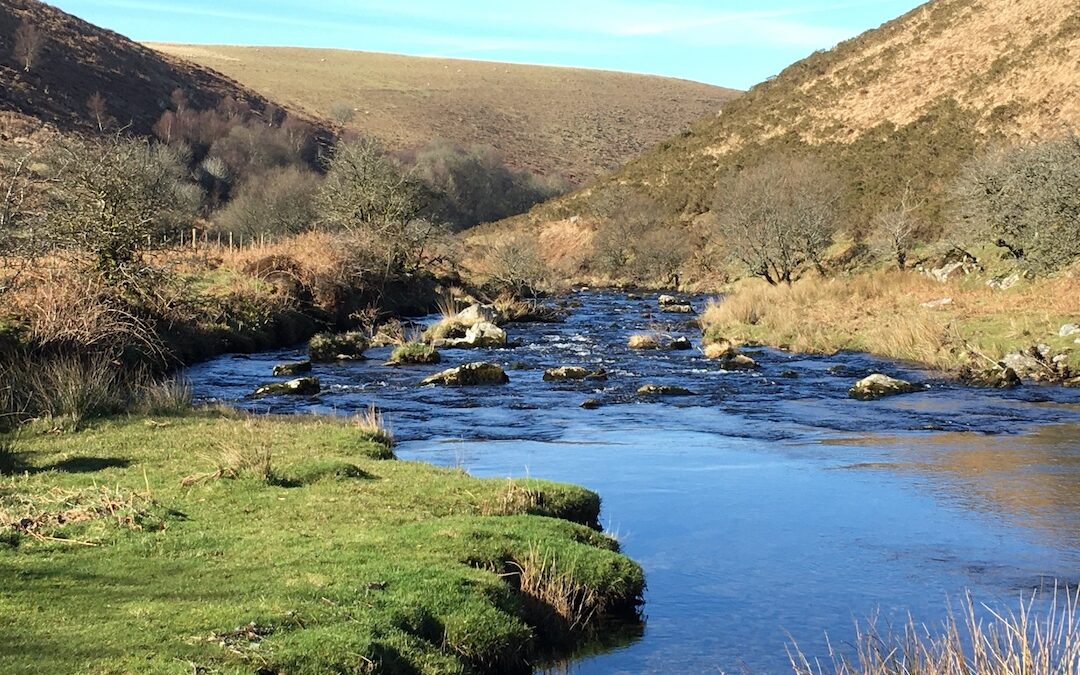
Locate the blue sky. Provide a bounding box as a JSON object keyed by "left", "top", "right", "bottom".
{"left": 48, "top": 0, "right": 925, "bottom": 89}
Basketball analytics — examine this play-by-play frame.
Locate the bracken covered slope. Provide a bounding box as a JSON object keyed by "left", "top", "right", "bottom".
{"left": 514, "top": 0, "right": 1080, "bottom": 231}
{"left": 147, "top": 43, "right": 740, "bottom": 183}
{"left": 0, "top": 0, "right": 305, "bottom": 135}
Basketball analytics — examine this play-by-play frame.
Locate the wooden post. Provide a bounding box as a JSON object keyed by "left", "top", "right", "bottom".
{"left": 229, "top": 232, "right": 234, "bottom": 249}
{"left": 192, "top": 228, "right": 197, "bottom": 251}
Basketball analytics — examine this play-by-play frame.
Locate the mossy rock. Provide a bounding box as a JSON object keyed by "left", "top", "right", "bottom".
{"left": 543, "top": 366, "right": 608, "bottom": 382}
{"left": 309, "top": 332, "right": 368, "bottom": 362}
{"left": 387, "top": 343, "right": 441, "bottom": 366}
{"left": 253, "top": 377, "right": 321, "bottom": 398}
{"left": 849, "top": 374, "right": 926, "bottom": 401}
{"left": 272, "top": 360, "right": 312, "bottom": 376}
{"left": 636, "top": 384, "right": 695, "bottom": 397}
{"left": 421, "top": 362, "right": 510, "bottom": 386}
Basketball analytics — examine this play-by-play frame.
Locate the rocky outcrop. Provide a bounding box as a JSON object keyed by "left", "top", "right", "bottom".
{"left": 543, "top": 366, "right": 608, "bottom": 382}
{"left": 636, "top": 384, "right": 694, "bottom": 397}
{"left": 849, "top": 374, "right": 925, "bottom": 401}
{"left": 273, "top": 361, "right": 312, "bottom": 376}
{"left": 254, "top": 377, "right": 321, "bottom": 398}
{"left": 309, "top": 332, "right": 368, "bottom": 362}
{"left": 420, "top": 362, "right": 510, "bottom": 386}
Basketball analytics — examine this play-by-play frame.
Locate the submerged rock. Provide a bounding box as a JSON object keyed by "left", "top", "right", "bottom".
{"left": 421, "top": 362, "right": 509, "bottom": 386}
{"left": 959, "top": 365, "right": 1021, "bottom": 389}
{"left": 779, "top": 370, "right": 800, "bottom": 379}
{"left": 581, "top": 398, "right": 602, "bottom": 409}
{"left": 849, "top": 374, "right": 925, "bottom": 401}
{"left": 543, "top": 366, "right": 608, "bottom": 382}
{"left": 273, "top": 361, "right": 312, "bottom": 376}
{"left": 254, "top": 377, "right": 321, "bottom": 398}
{"left": 636, "top": 384, "right": 694, "bottom": 397}
{"left": 309, "top": 332, "right": 368, "bottom": 362}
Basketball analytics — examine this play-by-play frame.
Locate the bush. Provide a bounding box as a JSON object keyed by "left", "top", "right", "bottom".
{"left": 214, "top": 166, "right": 320, "bottom": 238}
{"left": 955, "top": 134, "right": 1080, "bottom": 272}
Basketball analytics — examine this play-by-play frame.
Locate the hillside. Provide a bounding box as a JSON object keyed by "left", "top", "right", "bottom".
{"left": 501, "top": 0, "right": 1080, "bottom": 241}
{"left": 0, "top": 0, "right": 308, "bottom": 136}
{"left": 146, "top": 43, "right": 739, "bottom": 183}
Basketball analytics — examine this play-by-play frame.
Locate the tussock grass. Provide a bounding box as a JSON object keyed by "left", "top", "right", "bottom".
{"left": 790, "top": 589, "right": 1080, "bottom": 675}
{"left": 350, "top": 404, "right": 394, "bottom": 449}
{"left": 701, "top": 271, "right": 1080, "bottom": 372}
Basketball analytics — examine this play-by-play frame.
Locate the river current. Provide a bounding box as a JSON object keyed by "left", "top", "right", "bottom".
{"left": 184, "top": 290, "right": 1080, "bottom": 673}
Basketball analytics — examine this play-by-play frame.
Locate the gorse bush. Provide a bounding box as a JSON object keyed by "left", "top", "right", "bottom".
{"left": 955, "top": 133, "right": 1080, "bottom": 272}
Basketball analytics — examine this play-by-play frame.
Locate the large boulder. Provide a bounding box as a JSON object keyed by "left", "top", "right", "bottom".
{"left": 309, "top": 332, "right": 368, "bottom": 362}
{"left": 254, "top": 377, "right": 321, "bottom": 398}
{"left": 432, "top": 322, "right": 508, "bottom": 349}
{"left": 543, "top": 366, "right": 608, "bottom": 382}
{"left": 628, "top": 334, "right": 662, "bottom": 350}
{"left": 421, "top": 362, "right": 510, "bottom": 386}
{"left": 456, "top": 304, "right": 500, "bottom": 327}
{"left": 636, "top": 384, "right": 695, "bottom": 397}
{"left": 273, "top": 360, "right": 312, "bottom": 376}
{"left": 849, "top": 374, "right": 926, "bottom": 401}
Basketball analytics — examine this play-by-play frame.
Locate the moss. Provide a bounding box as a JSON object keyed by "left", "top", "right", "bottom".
{"left": 0, "top": 412, "right": 643, "bottom": 674}
{"left": 388, "top": 342, "right": 441, "bottom": 365}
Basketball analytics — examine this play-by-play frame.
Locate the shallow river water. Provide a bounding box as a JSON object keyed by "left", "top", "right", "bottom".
{"left": 185, "top": 290, "right": 1080, "bottom": 674}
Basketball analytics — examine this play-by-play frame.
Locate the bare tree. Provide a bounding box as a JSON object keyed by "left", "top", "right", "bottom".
{"left": 590, "top": 187, "right": 666, "bottom": 276}
{"left": 485, "top": 233, "right": 548, "bottom": 296}
{"left": 86, "top": 92, "right": 113, "bottom": 132}
{"left": 318, "top": 138, "right": 441, "bottom": 275}
{"left": 13, "top": 21, "right": 45, "bottom": 73}
{"left": 712, "top": 156, "right": 841, "bottom": 285}
{"left": 873, "top": 186, "right": 922, "bottom": 269}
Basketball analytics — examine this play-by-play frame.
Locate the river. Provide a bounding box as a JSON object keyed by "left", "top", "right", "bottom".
{"left": 184, "top": 290, "right": 1080, "bottom": 673}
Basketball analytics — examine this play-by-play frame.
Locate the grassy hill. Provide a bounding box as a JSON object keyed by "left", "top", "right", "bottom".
{"left": 146, "top": 43, "right": 739, "bottom": 183}
{"left": 0, "top": 0, "right": 315, "bottom": 136}
{"left": 499, "top": 0, "right": 1080, "bottom": 240}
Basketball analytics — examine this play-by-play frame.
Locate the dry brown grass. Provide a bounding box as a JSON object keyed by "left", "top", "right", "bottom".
{"left": 350, "top": 405, "right": 394, "bottom": 448}
{"left": 146, "top": 43, "right": 738, "bottom": 183}
{"left": 790, "top": 588, "right": 1080, "bottom": 675}
{"left": 701, "top": 270, "right": 1080, "bottom": 372}
{"left": 181, "top": 429, "right": 275, "bottom": 487}
{"left": 511, "top": 543, "right": 601, "bottom": 633}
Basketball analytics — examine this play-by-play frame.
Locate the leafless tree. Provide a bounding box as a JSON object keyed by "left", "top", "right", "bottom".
{"left": 328, "top": 101, "right": 356, "bottom": 125}
{"left": 712, "top": 155, "right": 841, "bottom": 285}
{"left": 485, "top": 233, "right": 548, "bottom": 296}
{"left": 13, "top": 21, "right": 45, "bottom": 73}
{"left": 590, "top": 187, "right": 666, "bottom": 276}
{"left": 86, "top": 92, "right": 114, "bottom": 132}
{"left": 318, "top": 138, "right": 442, "bottom": 276}
{"left": 873, "top": 186, "right": 922, "bottom": 269}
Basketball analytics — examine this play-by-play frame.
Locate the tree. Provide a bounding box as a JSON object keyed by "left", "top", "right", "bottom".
{"left": 590, "top": 187, "right": 666, "bottom": 277}
{"left": 873, "top": 187, "right": 922, "bottom": 269}
{"left": 712, "top": 156, "right": 841, "bottom": 285}
{"left": 13, "top": 21, "right": 44, "bottom": 73}
{"left": 215, "top": 167, "right": 320, "bottom": 238}
{"left": 86, "top": 92, "right": 114, "bottom": 132}
{"left": 51, "top": 136, "right": 200, "bottom": 282}
{"left": 318, "top": 139, "right": 441, "bottom": 275}
{"left": 485, "top": 234, "right": 548, "bottom": 296}
{"left": 954, "top": 134, "right": 1080, "bottom": 272}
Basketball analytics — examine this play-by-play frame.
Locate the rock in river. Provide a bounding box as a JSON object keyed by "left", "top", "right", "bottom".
{"left": 456, "top": 303, "right": 500, "bottom": 327}
{"left": 959, "top": 365, "right": 1021, "bottom": 389}
{"left": 254, "top": 377, "right": 321, "bottom": 398}
{"left": 628, "top": 334, "right": 662, "bottom": 350}
{"left": 273, "top": 360, "right": 312, "bottom": 376}
{"left": 434, "top": 322, "right": 508, "bottom": 349}
{"left": 543, "top": 366, "right": 608, "bottom": 382}
{"left": 637, "top": 384, "right": 695, "bottom": 397}
{"left": 849, "top": 374, "right": 926, "bottom": 401}
{"left": 309, "top": 332, "right": 368, "bottom": 362}
{"left": 421, "top": 362, "right": 510, "bottom": 386}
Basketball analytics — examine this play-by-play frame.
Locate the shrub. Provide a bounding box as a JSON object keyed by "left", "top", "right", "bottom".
{"left": 484, "top": 234, "right": 548, "bottom": 296}
{"left": 955, "top": 134, "right": 1080, "bottom": 272}
{"left": 214, "top": 166, "right": 320, "bottom": 238}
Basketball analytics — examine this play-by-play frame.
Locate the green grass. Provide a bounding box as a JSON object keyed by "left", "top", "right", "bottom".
{"left": 0, "top": 411, "right": 643, "bottom": 674}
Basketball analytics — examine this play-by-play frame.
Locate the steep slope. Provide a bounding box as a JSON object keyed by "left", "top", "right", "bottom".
{"left": 0, "top": 0, "right": 310, "bottom": 135}
{"left": 147, "top": 43, "right": 740, "bottom": 183}
{"left": 511, "top": 0, "right": 1080, "bottom": 234}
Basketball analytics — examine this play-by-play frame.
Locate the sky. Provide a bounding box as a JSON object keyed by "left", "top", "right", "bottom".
{"left": 47, "top": 0, "right": 926, "bottom": 89}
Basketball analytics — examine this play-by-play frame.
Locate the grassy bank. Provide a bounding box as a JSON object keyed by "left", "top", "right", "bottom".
{"left": 701, "top": 270, "right": 1080, "bottom": 378}
{"left": 0, "top": 411, "right": 643, "bottom": 674}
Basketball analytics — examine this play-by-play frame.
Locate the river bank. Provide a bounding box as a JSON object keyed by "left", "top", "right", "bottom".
{"left": 0, "top": 409, "right": 644, "bottom": 673}
{"left": 701, "top": 269, "right": 1080, "bottom": 386}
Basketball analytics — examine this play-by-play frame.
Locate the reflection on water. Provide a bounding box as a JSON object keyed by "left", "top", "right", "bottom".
{"left": 184, "top": 291, "right": 1080, "bottom": 673}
